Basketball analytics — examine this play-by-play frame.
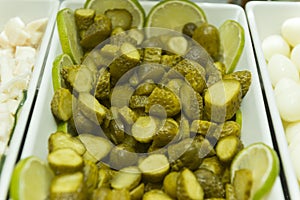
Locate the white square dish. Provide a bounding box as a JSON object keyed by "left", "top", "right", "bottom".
{"left": 246, "top": 1, "right": 300, "bottom": 199}
{"left": 0, "top": 0, "right": 60, "bottom": 199}
{"left": 19, "top": 0, "right": 285, "bottom": 199}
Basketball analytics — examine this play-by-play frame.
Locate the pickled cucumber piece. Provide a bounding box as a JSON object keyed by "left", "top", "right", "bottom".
{"left": 146, "top": 87, "right": 180, "bottom": 117}
{"left": 51, "top": 88, "right": 72, "bottom": 122}
{"left": 111, "top": 166, "right": 141, "bottom": 190}
{"left": 61, "top": 65, "right": 94, "bottom": 93}
{"left": 74, "top": 8, "right": 95, "bottom": 30}
{"left": 200, "top": 156, "right": 224, "bottom": 176}
{"left": 110, "top": 31, "right": 138, "bottom": 46}
{"left": 105, "top": 9, "right": 133, "bottom": 30}
{"left": 192, "top": 23, "right": 221, "bottom": 61}
{"left": 138, "top": 154, "right": 169, "bottom": 183}
{"left": 106, "top": 189, "right": 131, "bottom": 200}
{"left": 134, "top": 82, "right": 156, "bottom": 96}
{"left": 128, "top": 28, "right": 144, "bottom": 45}
{"left": 194, "top": 168, "right": 225, "bottom": 198}
{"left": 143, "top": 47, "right": 162, "bottom": 63}
{"left": 71, "top": 107, "right": 99, "bottom": 135}
{"left": 143, "top": 189, "right": 172, "bottom": 200}
{"left": 180, "top": 84, "right": 203, "bottom": 120}
{"left": 80, "top": 14, "right": 112, "bottom": 49}
{"left": 129, "top": 95, "right": 148, "bottom": 109}
{"left": 223, "top": 70, "right": 251, "bottom": 98}
{"left": 109, "top": 42, "right": 140, "bottom": 83}
{"left": 226, "top": 184, "right": 237, "bottom": 200}
{"left": 48, "top": 148, "right": 83, "bottom": 174}
{"left": 78, "top": 92, "right": 107, "bottom": 125}
{"left": 98, "top": 166, "right": 116, "bottom": 188}
{"left": 182, "top": 22, "right": 197, "bottom": 37}
{"left": 105, "top": 118, "right": 125, "bottom": 145}
{"left": 152, "top": 118, "right": 179, "bottom": 148}
{"left": 214, "top": 61, "right": 226, "bottom": 75}
{"left": 216, "top": 135, "right": 242, "bottom": 163}
{"left": 130, "top": 183, "right": 144, "bottom": 200}
{"left": 161, "top": 54, "right": 182, "bottom": 67}
{"left": 163, "top": 171, "right": 179, "bottom": 199}
{"left": 233, "top": 169, "right": 253, "bottom": 200}
{"left": 118, "top": 106, "right": 138, "bottom": 127}
{"left": 173, "top": 59, "right": 206, "bottom": 93}
{"left": 50, "top": 172, "right": 86, "bottom": 200}
{"left": 132, "top": 116, "right": 158, "bottom": 143}
{"left": 95, "top": 68, "right": 111, "bottom": 101}
{"left": 137, "top": 64, "right": 166, "bottom": 82}
{"left": 204, "top": 79, "right": 242, "bottom": 123}
{"left": 177, "top": 168, "right": 204, "bottom": 200}
{"left": 220, "top": 121, "right": 241, "bottom": 138}
{"left": 190, "top": 120, "right": 218, "bottom": 137}
{"left": 109, "top": 144, "right": 138, "bottom": 169}
{"left": 92, "top": 187, "right": 111, "bottom": 200}
{"left": 48, "top": 131, "right": 86, "bottom": 155}
{"left": 78, "top": 133, "right": 112, "bottom": 161}
{"left": 83, "top": 159, "right": 99, "bottom": 194}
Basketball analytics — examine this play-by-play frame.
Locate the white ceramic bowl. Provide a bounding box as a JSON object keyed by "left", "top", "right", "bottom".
{"left": 0, "top": 0, "right": 60, "bottom": 199}
{"left": 19, "top": 0, "right": 285, "bottom": 199}
{"left": 246, "top": 1, "right": 300, "bottom": 200}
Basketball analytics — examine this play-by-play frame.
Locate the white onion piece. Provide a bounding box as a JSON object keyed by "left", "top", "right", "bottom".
{"left": 281, "top": 17, "right": 300, "bottom": 47}
{"left": 274, "top": 78, "right": 299, "bottom": 97}
{"left": 262, "top": 34, "right": 290, "bottom": 62}
{"left": 291, "top": 44, "right": 300, "bottom": 72}
{"left": 267, "top": 54, "right": 299, "bottom": 87}
{"left": 286, "top": 121, "right": 300, "bottom": 145}
{"left": 276, "top": 84, "right": 300, "bottom": 122}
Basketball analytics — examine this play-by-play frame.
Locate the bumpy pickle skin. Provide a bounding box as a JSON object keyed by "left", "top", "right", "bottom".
{"left": 74, "top": 8, "right": 95, "bottom": 30}
{"left": 80, "top": 14, "right": 112, "bottom": 49}
{"left": 200, "top": 156, "right": 224, "bottom": 176}
{"left": 83, "top": 160, "right": 99, "bottom": 194}
{"left": 194, "top": 168, "right": 225, "bottom": 199}
{"left": 152, "top": 118, "right": 179, "bottom": 148}
{"left": 163, "top": 171, "right": 179, "bottom": 199}
{"left": 223, "top": 70, "right": 252, "bottom": 98}
{"left": 145, "top": 87, "right": 181, "bottom": 117}
{"left": 61, "top": 65, "right": 94, "bottom": 93}
{"left": 204, "top": 79, "right": 242, "bottom": 123}
{"left": 94, "top": 68, "right": 111, "bottom": 101}
{"left": 51, "top": 88, "right": 73, "bottom": 122}
{"left": 219, "top": 121, "right": 241, "bottom": 138}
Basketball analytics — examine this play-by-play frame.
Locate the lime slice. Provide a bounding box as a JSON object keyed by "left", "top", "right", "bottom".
{"left": 145, "top": 0, "right": 207, "bottom": 34}
{"left": 57, "top": 8, "right": 83, "bottom": 65}
{"left": 230, "top": 143, "right": 280, "bottom": 200}
{"left": 84, "top": 0, "right": 145, "bottom": 28}
{"left": 235, "top": 109, "right": 242, "bottom": 127}
{"left": 219, "top": 20, "right": 245, "bottom": 74}
{"left": 52, "top": 53, "right": 73, "bottom": 91}
{"left": 10, "top": 156, "right": 54, "bottom": 200}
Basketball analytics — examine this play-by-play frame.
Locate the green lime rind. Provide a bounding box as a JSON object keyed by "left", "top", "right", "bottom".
{"left": 252, "top": 145, "right": 279, "bottom": 200}
{"left": 230, "top": 143, "right": 280, "bottom": 200}
{"left": 57, "top": 8, "right": 83, "bottom": 65}
{"left": 145, "top": 0, "right": 207, "bottom": 31}
{"left": 84, "top": 0, "right": 146, "bottom": 28}
{"left": 10, "top": 156, "right": 54, "bottom": 200}
{"left": 52, "top": 53, "right": 73, "bottom": 92}
{"left": 219, "top": 19, "right": 245, "bottom": 74}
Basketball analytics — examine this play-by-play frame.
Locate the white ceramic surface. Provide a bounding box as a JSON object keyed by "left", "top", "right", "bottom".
{"left": 0, "top": 0, "right": 60, "bottom": 199}
{"left": 246, "top": 1, "right": 300, "bottom": 200}
{"left": 20, "top": 0, "right": 285, "bottom": 199}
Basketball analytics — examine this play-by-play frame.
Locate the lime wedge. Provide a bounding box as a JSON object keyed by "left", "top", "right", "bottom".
{"left": 84, "top": 0, "right": 145, "bottom": 28}
{"left": 235, "top": 109, "right": 242, "bottom": 127}
{"left": 57, "top": 8, "right": 83, "bottom": 65}
{"left": 10, "top": 156, "right": 54, "bottom": 200}
{"left": 145, "top": 0, "right": 206, "bottom": 34}
{"left": 230, "top": 143, "right": 279, "bottom": 200}
{"left": 52, "top": 53, "right": 73, "bottom": 91}
{"left": 219, "top": 20, "right": 245, "bottom": 74}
